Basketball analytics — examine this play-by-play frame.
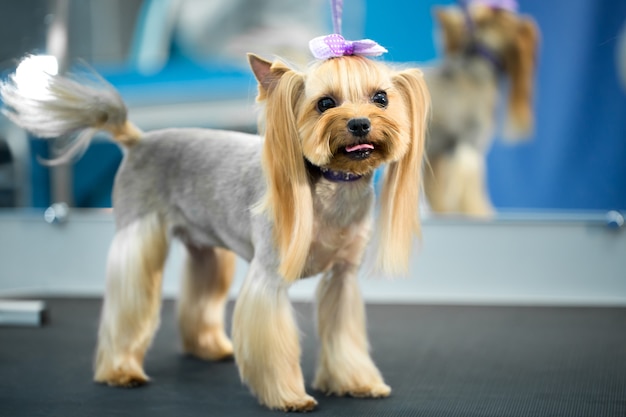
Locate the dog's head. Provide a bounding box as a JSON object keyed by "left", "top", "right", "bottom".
{"left": 435, "top": 2, "right": 539, "bottom": 138}
{"left": 249, "top": 54, "right": 429, "bottom": 281}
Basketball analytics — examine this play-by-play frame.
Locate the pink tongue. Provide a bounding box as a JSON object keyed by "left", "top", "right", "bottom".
{"left": 345, "top": 143, "right": 374, "bottom": 153}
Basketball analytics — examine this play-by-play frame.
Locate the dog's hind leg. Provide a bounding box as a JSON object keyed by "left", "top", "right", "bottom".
{"left": 94, "top": 213, "right": 168, "bottom": 387}
{"left": 425, "top": 144, "right": 494, "bottom": 217}
{"left": 424, "top": 153, "right": 463, "bottom": 214}
{"left": 178, "top": 246, "right": 236, "bottom": 360}
{"left": 456, "top": 145, "right": 494, "bottom": 217}
{"left": 232, "top": 260, "right": 317, "bottom": 411}
{"left": 313, "top": 262, "right": 391, "bottom": 398}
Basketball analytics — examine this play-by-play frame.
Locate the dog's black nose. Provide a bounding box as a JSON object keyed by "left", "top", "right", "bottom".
{"left": 347, "top": 118, "right": 371, "bottom": 137}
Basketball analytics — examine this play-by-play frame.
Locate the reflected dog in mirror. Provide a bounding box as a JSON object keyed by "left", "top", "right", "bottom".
{"left": 424, "top": 0, "right": 539, "bottom": 217}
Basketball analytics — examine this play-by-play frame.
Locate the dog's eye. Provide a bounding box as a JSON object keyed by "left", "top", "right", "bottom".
{"left": 317, "top": 97, "right": 336, "bottom": 113}
{"left": 372, "top": 91, "right": 388, "bottom": 108}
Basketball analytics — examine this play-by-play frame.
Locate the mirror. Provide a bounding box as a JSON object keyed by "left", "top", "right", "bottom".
{"left": 0, "top": 0, "right": 624, "bottom": 216}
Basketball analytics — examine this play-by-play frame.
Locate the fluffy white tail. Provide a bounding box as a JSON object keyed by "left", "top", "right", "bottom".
{"left": 0, "top": 55, "right": 141, "bottom": 164}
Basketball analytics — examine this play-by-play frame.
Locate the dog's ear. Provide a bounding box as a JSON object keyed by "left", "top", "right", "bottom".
{"left": 248, "top": 53, "right": 292, "bottom": 100}
{"left": 503, "top": 16, "right": 539, "bottom": 139}
{"left": 378, "top": 68, "right": 430, "bottom": 275}
{"left": 249, "top": 55, "right": 312, "bottom": 282}
{"left": 434, "top": 6, "right": 465, "bottom": 55}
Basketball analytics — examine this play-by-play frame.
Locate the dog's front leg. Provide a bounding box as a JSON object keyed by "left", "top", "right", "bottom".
{"left": 232, "top": 259, "right": 317, "bottom": 411}
{"left": 313, "top": 262, "right": 391, "bottom": 398}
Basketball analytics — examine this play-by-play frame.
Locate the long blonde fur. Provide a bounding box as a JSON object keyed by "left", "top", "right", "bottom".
{"left": 504, "top": 16, "right": 540, "bottom": 139}
{"left": 378, "top": 69, "right": 430, "bottom": 275}
{"left": 94, "top": 213, "right": 168, "bottom": 386}
{"left": 233, "top": 261, "right": 317, "bottom": 411}
{"left": 251, "top": 58, "right": 313, "bottom": 282}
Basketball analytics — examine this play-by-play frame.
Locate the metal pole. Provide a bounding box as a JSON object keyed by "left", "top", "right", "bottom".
{"left": 46, "top": 0, "right": 73, "bottom": 206}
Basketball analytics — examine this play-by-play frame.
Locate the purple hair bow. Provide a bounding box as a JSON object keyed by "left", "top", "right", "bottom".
{"left": 471, "top": 0, "right": 518, "bottom": 12}
{"left": 309, "top": 34, "right": 388, "bottom": 60}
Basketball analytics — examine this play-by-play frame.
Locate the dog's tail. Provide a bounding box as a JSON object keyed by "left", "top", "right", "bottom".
{"left": 0, "top": 55, "right": 142, "bottom": 165}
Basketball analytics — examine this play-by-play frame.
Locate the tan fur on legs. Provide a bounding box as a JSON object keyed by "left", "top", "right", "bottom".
{"left": 313, "top": 262, "right": 391, "bottom": 398}
{"left": 178, "top": 246, "right": 236, "bottom": 361}
{"left": 424, "top": 155, "right": 461, "bottom": 213}
{"left": 457, "top": 145, "right": 495, "bottom": 216}
{"left": 233, "top": 261, "right": 317, "bottom": 412}
{"left": 94, "top": 213, "right": 168, "bottom": 387}
{"left": 425, "top": 144, "right": 494, "bottom": 217}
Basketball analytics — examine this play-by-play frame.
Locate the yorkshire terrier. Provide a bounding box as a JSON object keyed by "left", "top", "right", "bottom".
{"left": 424, "top": 0, "right": 539, "bottom": 217}
{"left": 1, "top": 51, "right": 429, "bottom": 410}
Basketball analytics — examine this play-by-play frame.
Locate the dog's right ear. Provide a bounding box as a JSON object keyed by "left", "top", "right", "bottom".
{"left": 248, "top": 53, "right": 312, "bottom": 282}
{"left": 248, "top": 53, "right": 292, "bottom": 101}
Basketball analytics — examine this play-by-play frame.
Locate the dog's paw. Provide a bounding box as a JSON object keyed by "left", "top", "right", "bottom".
{"left": 345, "top": 382, "right": 391, "bottom": 398}
{"left": 269, "top": 394, "right": 318, "bottom": 412}
{"left": 183, "top": 330, "right": 234, "bottom": 361}
{"left": 94, "top": 366, "right": 149, "bottom": 388}
{"left": 313, "top": 376, "right": 391, "bottom": 399}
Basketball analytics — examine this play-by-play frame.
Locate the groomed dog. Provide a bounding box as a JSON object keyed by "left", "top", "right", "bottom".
{"left": 424, "top": 1, "right": 539, "bottom": 217}
{"left": 1, "top": 53, "right": 429, "bottom": 410}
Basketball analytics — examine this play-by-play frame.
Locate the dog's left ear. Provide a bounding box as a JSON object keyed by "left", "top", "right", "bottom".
{"left": 433, "top": 6, "right": 465, "bottom": 55}
{"left": 248, "top": 53, "right": 312, "bottom": 282}
{"left": 503, "top": 16, "right": 540, "bottom": 139}
{"left": 378, "top": 68, "right": 430, "bottom": 275}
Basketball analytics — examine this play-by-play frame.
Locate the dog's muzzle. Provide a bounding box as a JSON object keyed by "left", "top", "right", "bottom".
{"left": 344, "top": 117, "right": 374, "bottom": 160}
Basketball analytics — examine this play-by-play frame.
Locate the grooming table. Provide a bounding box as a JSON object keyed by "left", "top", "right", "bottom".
{"left": 0, "top": 298, "right": 624, "bottom": 416}
{"left": 1, "top": 210, "right": 624, "bottom": 415}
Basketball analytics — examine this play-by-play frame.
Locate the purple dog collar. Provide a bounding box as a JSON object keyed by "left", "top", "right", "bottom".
{"left": 319, "top": 167, "right": 363, "bottom": 182}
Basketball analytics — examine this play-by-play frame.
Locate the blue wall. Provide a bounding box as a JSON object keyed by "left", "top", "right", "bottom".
{"left": 363, "top": 0, "right": 626, "bottom": 211}
{"left": 27, "top": 0, "right": 626, "bottom": 211}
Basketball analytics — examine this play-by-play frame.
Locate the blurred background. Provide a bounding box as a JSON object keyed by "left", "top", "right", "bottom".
{"left": 0, "top": 0, "right": 624, "bottom": 213}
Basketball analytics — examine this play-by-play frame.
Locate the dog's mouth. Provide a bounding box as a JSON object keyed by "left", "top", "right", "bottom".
{"left": 342, "top": 143, "right": 374, "bottom": 160}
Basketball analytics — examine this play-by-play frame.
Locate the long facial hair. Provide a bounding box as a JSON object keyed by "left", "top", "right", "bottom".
{"left": 250, "top": 55, "right": 430, "bottom": 280}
